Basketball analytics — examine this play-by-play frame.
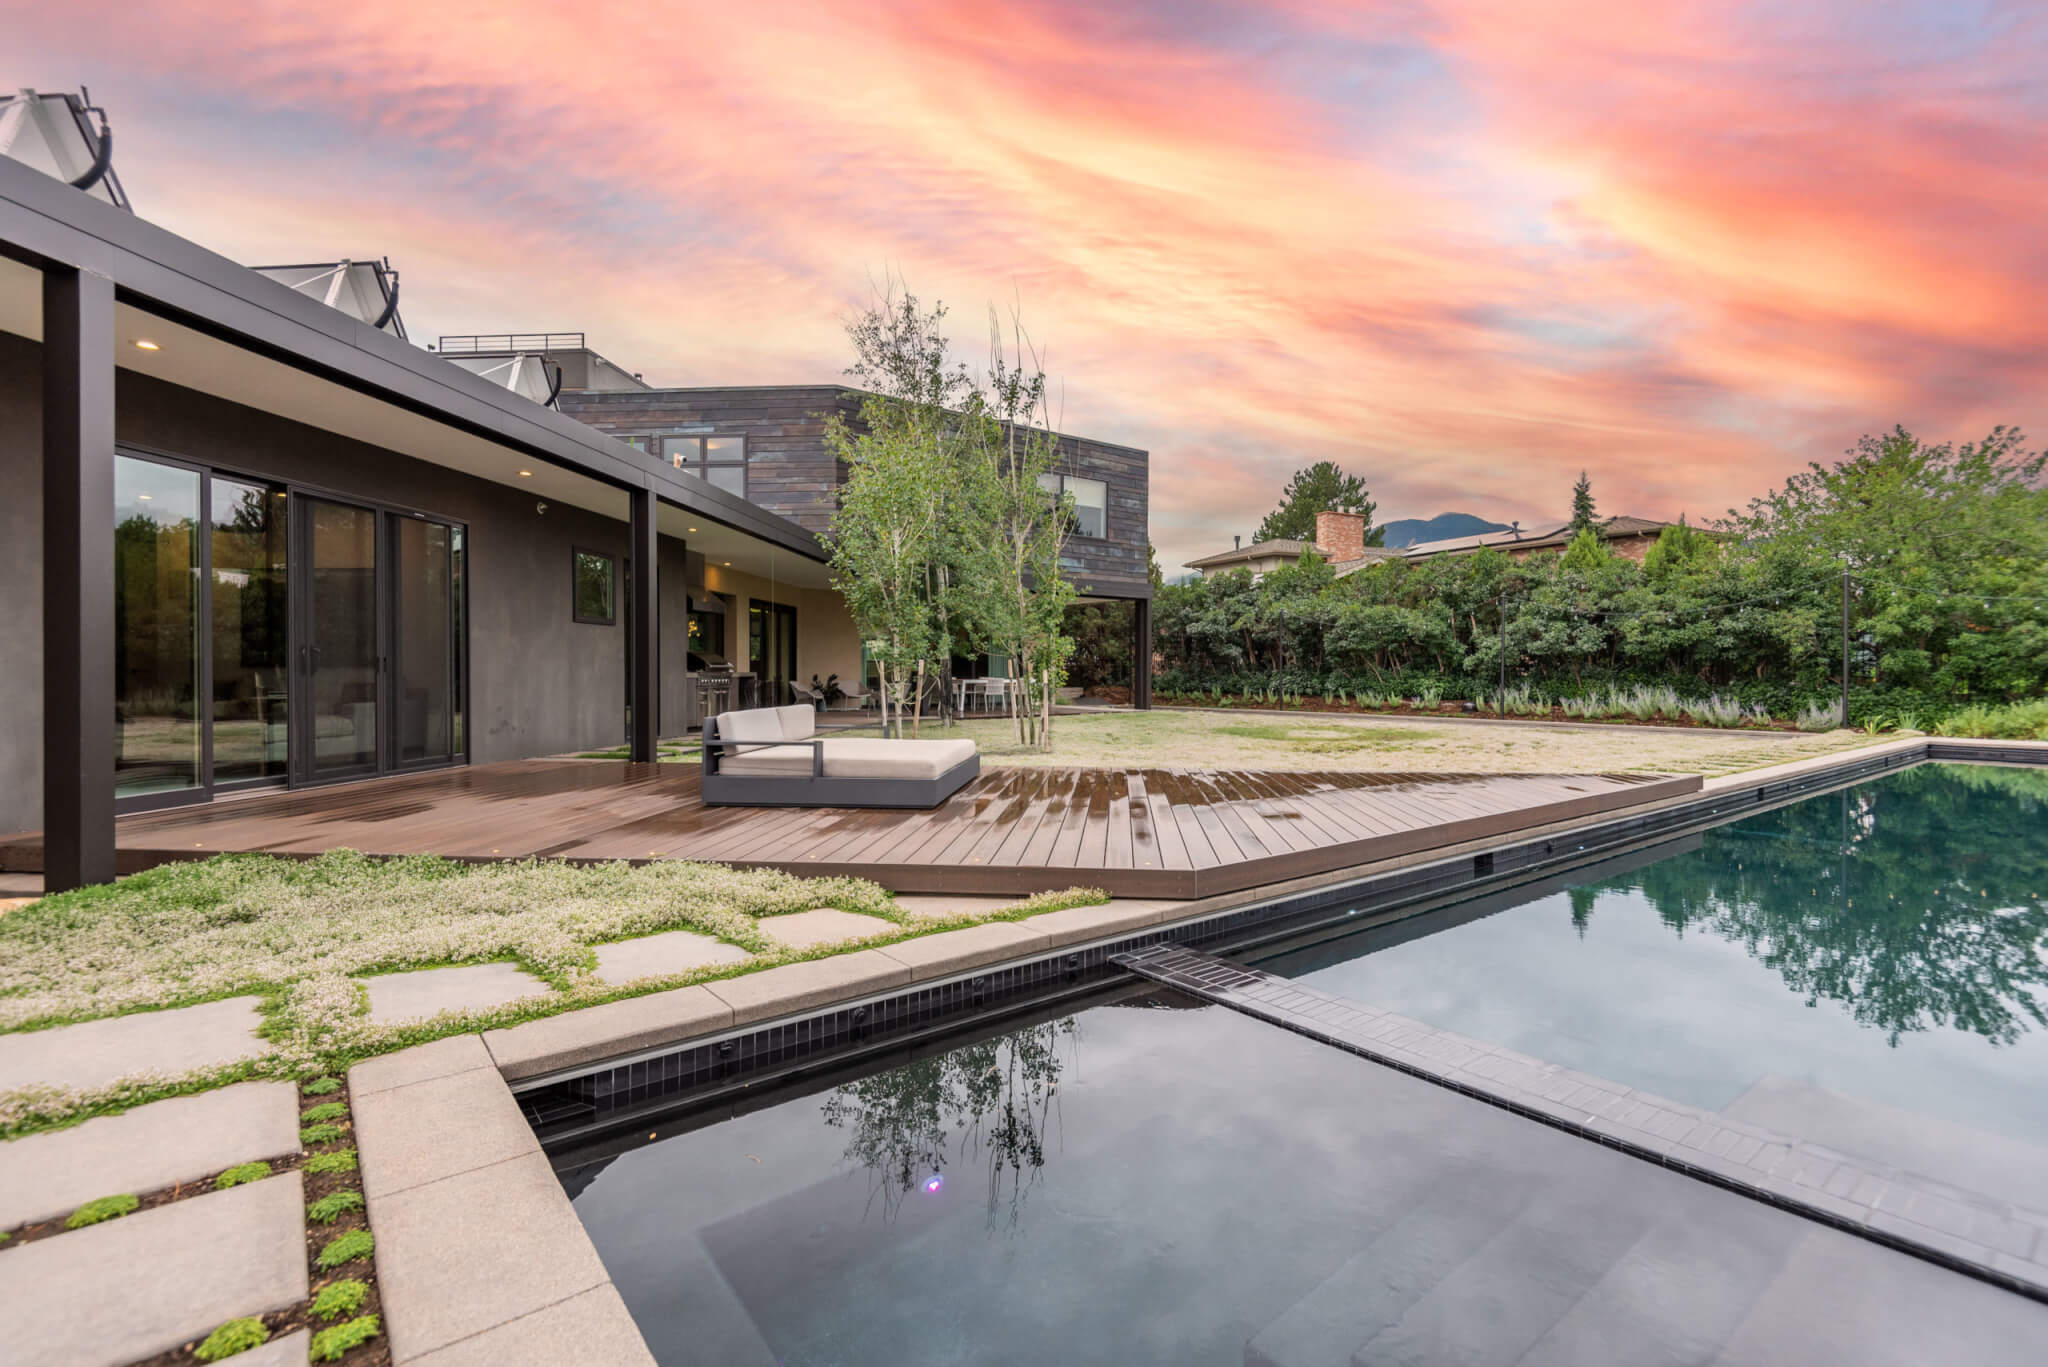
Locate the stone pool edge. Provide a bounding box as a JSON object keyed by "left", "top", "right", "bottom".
{"left": 354, "top": 737, "right": 2047, "bottom": 1362}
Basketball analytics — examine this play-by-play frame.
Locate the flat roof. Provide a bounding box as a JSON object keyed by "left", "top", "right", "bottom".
{"left": 0, "top": 156, "right": 825, "bottom": 563}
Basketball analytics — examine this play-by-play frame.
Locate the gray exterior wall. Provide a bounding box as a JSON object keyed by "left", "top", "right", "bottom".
{"left": 0, "top": 330, "right": 664, "bottom": 834}
{"left": 560, "top": 385, "right": 1153, "bottom": 599}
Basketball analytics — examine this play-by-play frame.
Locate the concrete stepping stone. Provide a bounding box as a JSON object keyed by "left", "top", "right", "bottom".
{"left": 0, "top": 1079, "right": 300, "bottom": 1229}
{"left": 595, "top": 929, "right": 751, "bottom": 984}
{"left": 0, "top": 1173, "right": 307, "bottom": 1367}
{"left": 755, "top": 907, "right": 898, "bottom": 951}
{"left": 0, "top": 996, "right": 270, "bottom": 1095}
{"left": 361, "top": 961, "right": 553, "bottom": 1025}
{"left": 234, "top": 1329, "right": 311, "bottom": 1366}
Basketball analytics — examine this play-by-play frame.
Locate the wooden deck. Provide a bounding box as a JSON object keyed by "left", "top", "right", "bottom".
{"left": 3, "top": 761, "right": 1701, "bottom": 898}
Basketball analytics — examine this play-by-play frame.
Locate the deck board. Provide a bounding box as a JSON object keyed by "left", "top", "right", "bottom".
{"left": 3, "top": 759, "right": 1703, "bottom": 898}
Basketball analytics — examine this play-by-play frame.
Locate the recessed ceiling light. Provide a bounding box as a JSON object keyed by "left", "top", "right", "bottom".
{"left": 723, "top": 561, "right": 732, "bottom": 566}
{"left": 517, "top": 469, "right": 533, "bottom": 477}
{"left": 137, "top": 493, "right": 153, "bottom": 501}
{"left": 132, "top": 339, "right": 160, "bottom": 351}
{"left": 687, "top": 527, "right": 698, "bottom": 533}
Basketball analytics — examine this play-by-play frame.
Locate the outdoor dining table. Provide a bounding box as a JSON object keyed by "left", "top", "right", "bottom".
{"left": 953, "top": 677, "right": 1016, "bottom": 713}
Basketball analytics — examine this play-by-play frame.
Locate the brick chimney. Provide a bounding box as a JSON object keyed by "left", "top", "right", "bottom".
{"left": 1314, "top": 508, "right": 1367, "bottom": 562}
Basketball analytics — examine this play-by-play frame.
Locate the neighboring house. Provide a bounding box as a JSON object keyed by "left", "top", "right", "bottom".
{"left": 0, "top": 145, "right": 1151, "bottom": 889}
{"left": 1185, "top": 511, "right": 1676, "bottom": 576}
{"left": 1402, "top": 515, "right": 1676, "bottom": 563}
{"left": 1181, "top": 510, "right": 1403, "bottom": 578}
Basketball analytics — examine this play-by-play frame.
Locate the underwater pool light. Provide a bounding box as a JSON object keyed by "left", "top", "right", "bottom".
{"left": 923, "top": 1173, "right": 944, "bottom": 1194}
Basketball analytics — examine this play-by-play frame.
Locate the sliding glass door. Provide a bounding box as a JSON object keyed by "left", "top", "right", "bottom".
{"left": 296, "top": 497, "right": 382, "bottom": 780}
{"left": 114, "top": 456, "right": 202, "bottom": 799}
{"left": 291, "top": 501, "right": 468, "bottom": 784}
{"left": 748, "top": 601, "right": 798, "bottom": 706}
{"left": 110, "top": 449, "right": 466, "bottom": 808}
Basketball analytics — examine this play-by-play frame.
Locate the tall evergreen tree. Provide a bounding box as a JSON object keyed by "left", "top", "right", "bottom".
{"left": 1569, "top": 470, "right": 1598, "bottom": 536}
{"left": 1254, "top": 461, "right": 1383, "bottom": 545}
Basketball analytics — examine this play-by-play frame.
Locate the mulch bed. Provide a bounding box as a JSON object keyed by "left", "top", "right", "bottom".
{"left": 1157, "top": 698, "right": 1813, "bottom": 732}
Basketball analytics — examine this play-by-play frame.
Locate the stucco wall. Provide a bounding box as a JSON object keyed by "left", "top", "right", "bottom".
{"left": 701, "top": 562, "right": 862, "bottom": 700}
{"left": 0, "top": 330, "right": 653, "bottom": 832}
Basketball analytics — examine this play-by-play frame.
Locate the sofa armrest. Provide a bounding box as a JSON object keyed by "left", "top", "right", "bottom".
{"left": 702, "top": 735, "right": 826, "bottom": 777}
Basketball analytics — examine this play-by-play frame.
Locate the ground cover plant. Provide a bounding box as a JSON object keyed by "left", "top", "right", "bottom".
{"left": 65, "top": 1193, "right": 138, "bottom": 1228}
{"left": 0, "top": 853, "right": 1105, "bottom": 1137}
{"left": 193, "top": 1317, "right": 268, "bottom": 1361}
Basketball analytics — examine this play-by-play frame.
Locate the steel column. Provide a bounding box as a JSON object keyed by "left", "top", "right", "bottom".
{"left": 42, "top": 266, "right": 117, "bottom": 889}
{"left": 628, "top": 486, "right": 659, "bottom": 761}
{"left": 1132, "top": 597, "right": 1153, "bottom": 710}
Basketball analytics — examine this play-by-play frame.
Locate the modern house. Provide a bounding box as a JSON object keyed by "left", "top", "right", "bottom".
{"left": 1184, "top": 511, "right": 1676, "bottom": 576}
{"left": 0, "top": 136, "right": 1150, "bottom": 890}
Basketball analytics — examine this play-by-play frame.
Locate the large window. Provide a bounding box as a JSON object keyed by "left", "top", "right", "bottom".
{"left": 1036, "top": 472, "right": 1109, "bottom": 539}
{"left": 115, "top": 456, "right": 202, "bottom": 797}
{"left": 661, "top": 435, "right": 746, "bottom": 497}
{"left": 208, "top": 477, "right": 289, "bottom": 784}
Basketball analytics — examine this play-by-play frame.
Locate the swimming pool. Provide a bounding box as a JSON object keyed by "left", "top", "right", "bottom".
{"left": 1260, "top": 763, "right": 2048, "bottom": 1205}
{"left": 559, "top": 989, "right": 2048, "bottom": 1365}
{"left": 555, "top": 760, "right": 2048, "bottom": 1363}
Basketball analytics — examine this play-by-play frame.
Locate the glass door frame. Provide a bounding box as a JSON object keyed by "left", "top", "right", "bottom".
{"left": 109, "top": 440, "right": 468, "bottom": 807}
{"left": 287, "top": 490, "right": 470, "bottom": 789}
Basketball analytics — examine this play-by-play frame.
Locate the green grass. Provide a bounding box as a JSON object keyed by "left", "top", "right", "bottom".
{"left": 310, "top": 1314, "right": 381, "bottom": 1361}
{"left": 300, "top": 1122, "right": 346, "bottom": 1145}
{"left": 302, "top": 1101, "right": 349, "bottom": 1123}
{"left": 215, "top": 1161, "right": 272, "bottom": 1190}
{"left": 316, "top": 1228, "right": 375, "bottom": 1270}
{"left": 1214, "top": 722, "right": 1437, "bottom": 750}
{"left": 302, "top": 1076, "right": 341, "bottom": 1095}
{"left": 194, "top": 1317, "right": 269, "bottom": 1360}
{"left": 311, "top": 1278, "right": 370, "bottom": 1321}
{"left": 64, "top": 1193, "right": 138, "bottom": 1228}
{"left": 308, "top": 1190, "right": 365, "bottom": 1224}
{"left": 304, "top": 1149, "right": 358, "bottom": 1175}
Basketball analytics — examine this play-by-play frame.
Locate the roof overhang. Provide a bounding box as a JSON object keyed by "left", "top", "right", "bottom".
{"left": 0, "top": 156, "right": 826, "bottom": 566}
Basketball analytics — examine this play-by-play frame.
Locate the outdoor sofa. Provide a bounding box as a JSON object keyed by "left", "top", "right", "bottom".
{"left": 701, "top": 704, "right": 979, "bottom": 808}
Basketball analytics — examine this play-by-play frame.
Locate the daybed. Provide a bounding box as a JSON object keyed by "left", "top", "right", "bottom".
{"left": 701, "top": 705, "right": 979, "bottom": 809}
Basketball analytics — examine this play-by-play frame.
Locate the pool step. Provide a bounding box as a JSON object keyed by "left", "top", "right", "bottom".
{"left": 1247, "top": 1186, "right": 1795, "bottom": 1367}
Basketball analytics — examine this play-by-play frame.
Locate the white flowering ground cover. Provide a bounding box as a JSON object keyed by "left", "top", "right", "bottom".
{"left": 0, "top": 850, "right": 1102, "bottom": 1138}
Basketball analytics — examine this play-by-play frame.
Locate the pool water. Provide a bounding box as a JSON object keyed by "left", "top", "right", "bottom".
{"left": 1267, "top": 763, "right": 2048, "bottom": 1201}
{"left": 561, "top": 992, "right": 2048, "bottom": 1365}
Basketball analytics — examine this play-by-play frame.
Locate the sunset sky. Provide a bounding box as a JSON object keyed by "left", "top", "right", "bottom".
{"left": 11, "top": 1, "right": 2045, "bottom": 568}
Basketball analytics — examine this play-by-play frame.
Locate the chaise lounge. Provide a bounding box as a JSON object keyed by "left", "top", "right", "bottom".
{"left": 701, "top": 705, "right": 979, "bottom": 809}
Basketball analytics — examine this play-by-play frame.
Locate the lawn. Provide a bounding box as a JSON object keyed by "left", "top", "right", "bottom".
{"left": 0, "top": 852, "right": 1101, "bottom": 1137}
{"left": 837, "top": 708, "right": 1885, "bottom": 777}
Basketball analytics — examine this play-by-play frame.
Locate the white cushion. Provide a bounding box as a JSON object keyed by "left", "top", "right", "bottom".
{"left": 775, "top": 704, "right": 816, "bottom": 740}
{"left": 717, "top": 743, "right": 818, "bottom": 777}
{"left": 714, "top": 708, "right": 785, "bottom": 743}
{"left": 819, "top": 738, "right": 977, "bottom": 780}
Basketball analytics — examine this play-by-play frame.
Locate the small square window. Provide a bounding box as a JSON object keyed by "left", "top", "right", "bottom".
{"left": 1037, "top": 472, "right": 1109, "bottom": 539}
{"left": 573, "top": 547, "right": 616, "bottom": 624}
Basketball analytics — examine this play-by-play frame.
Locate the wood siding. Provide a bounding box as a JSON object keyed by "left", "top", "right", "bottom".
{"left": 561, "top": 386, "right": 1151, "bottom": 599}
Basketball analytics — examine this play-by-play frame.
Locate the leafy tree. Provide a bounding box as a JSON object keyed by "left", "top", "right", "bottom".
{"left": 953, "top": 307, "right": 1078, "bottom": 748}
{"left": 1253, "top": 461, "right": 1382, "bottom": 546}
{"left": 1569, "top": 470, "right": 1598, "bottom": 536}
{"left": 822, "top": 286, "right": 964, "bottom": 735}
{"left": 1557, "top": 527, "right": 1609, "bottom": 573}
{"left": 1641, "top": 515, "right": 1715, "bottom": 584}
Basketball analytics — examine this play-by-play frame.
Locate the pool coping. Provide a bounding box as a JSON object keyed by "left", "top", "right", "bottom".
{"left": 1115, "top": 943, "right": 2048, "bottom": 1305}
{"left": 353, "top": 736, "right": 2047, "bottom": 1359}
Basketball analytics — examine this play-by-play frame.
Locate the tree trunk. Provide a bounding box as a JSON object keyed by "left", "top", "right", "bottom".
{"left": 913, "top": 659, "right": 925, "bottom": 737}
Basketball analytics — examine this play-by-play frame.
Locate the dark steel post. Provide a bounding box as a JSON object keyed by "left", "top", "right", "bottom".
{"left": 43, "top": 267, "right": 118, "bottom": 890}
{"left": 628, "top": 485, "right": 659, "bottom": 762}
{"left": 1132, "top": 597, "right": 1153, "bottom": 710}
{"left": 1497, "top": 595, "right": 1508, "bottom": 717}
{"left": 1840, "top": 566, "right": 1851, "bottom": 728}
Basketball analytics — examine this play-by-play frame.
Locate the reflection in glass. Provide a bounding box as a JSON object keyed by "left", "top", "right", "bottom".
{"left": 307, "top": 500, "right": 380, "bottom": 774}
{"left": 821, "top": 1017, "right": 1074, "bottom": 1225}
{"left": 397, "top": 517, "right": 457, "bottom": 764}
{"left": 574, "top": 549, "right": 615, "bottom": 623}
{"left": 115, "top": 456, "right": 201, "bottom": 795}
{"left": 209, "top": 480, "right": 288, "bottom": 783}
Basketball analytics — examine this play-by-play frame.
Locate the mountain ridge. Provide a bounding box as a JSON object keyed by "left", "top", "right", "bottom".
{"left": 1377, "top": 512, "right": 1512, "bottom": 548}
